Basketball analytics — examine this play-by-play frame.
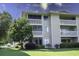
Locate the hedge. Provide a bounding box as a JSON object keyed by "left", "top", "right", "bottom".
{"left": 60, "top": 43, "right": 79, "bottom": 48}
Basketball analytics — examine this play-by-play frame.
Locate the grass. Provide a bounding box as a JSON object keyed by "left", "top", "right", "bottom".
{"left": 0, "top": 48, "right": 29, "bottom": 56}
{"left": 23, "top": 48, "right": 79, "bottom": 56}
{"left": 0, "top": 48, "right": 79, "bottom": 56}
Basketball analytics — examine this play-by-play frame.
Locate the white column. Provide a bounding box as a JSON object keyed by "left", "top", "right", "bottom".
{"left": 41, "top": 15, "right": 50, "bottom": 47}
{"left": 50, "top": 14, "right": 61, "bottom": 48}
{"left": 41, "top": 15, "right": 45, "bottom": 45}
{"left": 76, "top": 16, "right": 79, "bottom": 42}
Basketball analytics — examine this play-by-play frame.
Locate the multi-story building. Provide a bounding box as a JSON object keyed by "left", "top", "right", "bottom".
{"left": 22, "top": 11, "right": 79, "bottom": 48}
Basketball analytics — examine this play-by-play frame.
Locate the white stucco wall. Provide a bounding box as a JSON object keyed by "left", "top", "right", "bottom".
{"left": 41, "top": 15, "right": 45, "bottom": 45}
{"left": 42, "top": 15, "right": 50, "bottom": 46}
{"left": 50, "top": 14, "right": 61, "bottom": 48}
{"left": 76, "top": 16, "right": 79, "bottom": 42}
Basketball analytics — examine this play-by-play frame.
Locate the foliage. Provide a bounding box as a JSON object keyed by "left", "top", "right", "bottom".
{"left": 10, "top": 17, "right": 33, "bottom": 43}
{"left": 60, "top": 43, "right": 79, "bottom": 48}
{"left": 36, "top": 45, "right": 45, "bottom": 49}
{"left": 25, "top": 42, "right": 36, "bottom": 50}
{"left": 0, "top": 12, "right": 12, "bottom": 44}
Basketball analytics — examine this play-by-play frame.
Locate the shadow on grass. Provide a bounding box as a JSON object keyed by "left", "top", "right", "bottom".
{"left": 0, "top": 48, "right": 30, "bottom": 56}
{"left": 25, "top": 48, "right": 79, "bottom": 52}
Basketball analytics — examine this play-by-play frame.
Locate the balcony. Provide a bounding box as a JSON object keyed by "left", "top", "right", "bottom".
{"left": 28, "top": 19, "right": 42, "bottom": 25}
{"left": 32, "top": 31, "right": 42, "bottom": 37}
{"left": 61, "top": 31, "right": 77, "bottom": 37}
{"left": 60, "top": 19, "right": 76, "bottom": 25}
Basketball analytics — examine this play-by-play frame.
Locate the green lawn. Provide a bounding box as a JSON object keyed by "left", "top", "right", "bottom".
{"left": 0, "top": 48, "right": 79, "bottom": 56}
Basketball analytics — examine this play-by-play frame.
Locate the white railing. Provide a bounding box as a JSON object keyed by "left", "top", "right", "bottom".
{"left": 61, "top": 31, "right": 77, "bottom": 36}
{"left": 28, "top": 19, "right": 42, "bottom": 24}
{"left": 32, "top": 31, "right": 42, "bottom": 35}
{"left": 60, "top": 19, "right": 76, "bottom": 24}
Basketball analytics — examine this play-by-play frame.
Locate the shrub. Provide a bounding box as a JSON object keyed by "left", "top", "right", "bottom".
{"left": 60, "top": 43, "right": 79, "bottom": 48}
{"left": 46, "top": 44, "right": 51, "bottom": 48}
{"left": 54, "top": 44, "right": 60, "bottom": 48}
{"left": 0, "top": 43, "right": 4, "bottom": 45}
{"left": 36, "top": 45, "right": 45, "bottom": 49}
{"left": 24, "top": 42, "right": 36, "bottom": 50}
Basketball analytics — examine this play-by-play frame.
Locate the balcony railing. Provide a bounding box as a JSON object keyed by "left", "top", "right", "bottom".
{"left": 32, "top": 31, "right": 42, "bottom": 35}
{"left": 28, "top": 19, "right": 42, "bottom": 24}
{"left": 60, "top": 19, "right": 76, "bottom": 25}
{"left": 61, "top": 31, "right": 77, "bottom": 37}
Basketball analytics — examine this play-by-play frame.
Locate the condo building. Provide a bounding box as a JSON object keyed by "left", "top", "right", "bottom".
{"left": 22, "top": 11, "right": 79, "bottom": 48}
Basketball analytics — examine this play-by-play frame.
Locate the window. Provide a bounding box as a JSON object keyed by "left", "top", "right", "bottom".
{"left": 44, "top": 16, "right": 48, "bottom": 20}
{"left": 35, "top": 40, "right": 38, "bottom": 44}
{"left": 60, "top": 26, "right": 77, "bottom": 31}
{"left": 34, "top": 37, "right": 42, "bottom": 45}
{"left": 61, "top": 40, "right": 66, "bottom": 43}
{"left": 38, "top": 26, "right": 42, "bottom": 31}
{"left": 28, "top": 14, "right": 41, "bottom": 19}
{"left": 32, "top": 25, "right": 42, "bottom": 31}
{"left": 60, "top": 14, "right": 76, "bottom": 20}
{"left": 39, "top": 38, "right": 42, "bottom": 45}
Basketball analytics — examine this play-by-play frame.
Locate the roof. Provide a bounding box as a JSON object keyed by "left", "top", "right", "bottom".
{"left": 22, "top": 10, "right": 79, "bottom": 16}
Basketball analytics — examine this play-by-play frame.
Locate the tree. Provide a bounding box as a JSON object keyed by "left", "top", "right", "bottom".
{"left": 10, "top": 17, "right": 33, "bottom": 44}
{"left": 0, "top": 12, "right": 12, "bottom": 44}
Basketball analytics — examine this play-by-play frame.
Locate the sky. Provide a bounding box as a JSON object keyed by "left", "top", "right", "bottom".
{"left": 0, "top": 3, "right": 79, "bottom": 19}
